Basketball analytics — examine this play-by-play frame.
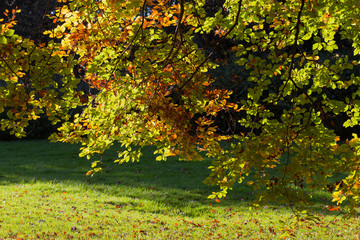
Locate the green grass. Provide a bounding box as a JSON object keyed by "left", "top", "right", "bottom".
{"left": 0, "top": 140, "right": 359, "bottom": 239}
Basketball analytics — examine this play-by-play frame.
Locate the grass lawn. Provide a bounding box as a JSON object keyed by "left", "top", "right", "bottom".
{"left": 0, "top": 140, "right": 359, "bottom": 239}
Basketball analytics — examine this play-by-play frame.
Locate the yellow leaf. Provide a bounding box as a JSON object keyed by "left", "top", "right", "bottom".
{"left": 247, "top": 181, "right": 255, "bottom": 186}
{"left": 32, "top": 115, "right": 40, "bottom": 120}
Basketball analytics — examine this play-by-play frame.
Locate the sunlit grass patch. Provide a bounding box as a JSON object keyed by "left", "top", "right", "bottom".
{"left": 0, "top": 140, "right": 359, "bottom": 239}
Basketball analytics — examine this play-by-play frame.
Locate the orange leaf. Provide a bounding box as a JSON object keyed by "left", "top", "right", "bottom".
{"left": 327, "top": 205, "right": 339, "bottom": 211}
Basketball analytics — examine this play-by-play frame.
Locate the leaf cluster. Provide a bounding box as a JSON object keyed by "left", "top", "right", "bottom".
{"left": 1, "top": 0, "right": 360, "bottom": 218}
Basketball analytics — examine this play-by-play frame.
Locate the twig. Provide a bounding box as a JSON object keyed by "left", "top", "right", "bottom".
{"left": 179, "top": 0, "right": 243, "bottom": 90}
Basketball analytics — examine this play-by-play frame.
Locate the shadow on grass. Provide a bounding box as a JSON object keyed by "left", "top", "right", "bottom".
{"left": 0, "top": 140, "right": 343, "bottom": 217}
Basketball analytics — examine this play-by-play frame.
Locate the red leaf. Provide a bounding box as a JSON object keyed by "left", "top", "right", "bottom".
{"left": 327, "top": 205, "right": 339, "bottom": 211}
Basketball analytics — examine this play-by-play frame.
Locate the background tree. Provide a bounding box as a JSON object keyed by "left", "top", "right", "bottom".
{"left": 1, "top": 0, "right": 360, "bottom": 218}
{"left": 0, "top": 0, "right": 70, "bottom": 140}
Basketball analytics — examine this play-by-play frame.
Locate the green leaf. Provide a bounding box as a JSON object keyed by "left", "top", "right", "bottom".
{"left": 5, "top": 29, "right": 15, "bottom": 37}
{"left": 313, "top": 43, "right": 322, "bottom": 51}
{"left": 0, "top": 36, "right": 7, "bottom": 44}
{"left": 6, "top": 110, "right": 13, "bottom": 119}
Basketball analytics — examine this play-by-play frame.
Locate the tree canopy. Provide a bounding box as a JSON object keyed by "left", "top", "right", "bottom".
{"left": 1, "top": 0, "right": 360, "bottom": 218}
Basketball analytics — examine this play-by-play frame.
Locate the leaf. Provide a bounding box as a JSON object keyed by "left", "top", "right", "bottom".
{"left": 0, "top": 36, "right": 7, "bottom": 44}
{"left": 5, "top": 29, "right": 14, "bottom": 37}
{"left": 91, "top": 161, "right": 100, "bottom": 168}
{"left": 155, "top": 155, "right": 163, "bottom": 161}
{"left": 327, "top": 205, "right": 339, "bottom": 211}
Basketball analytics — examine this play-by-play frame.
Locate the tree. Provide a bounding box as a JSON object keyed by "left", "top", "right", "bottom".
{"left": 1, "top": 0, "right": 360, "bottom": 218}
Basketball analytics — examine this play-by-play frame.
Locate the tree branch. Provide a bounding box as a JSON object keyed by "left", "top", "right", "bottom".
{"left": 179, "top": 0, "right": 243, "bottom": 90}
